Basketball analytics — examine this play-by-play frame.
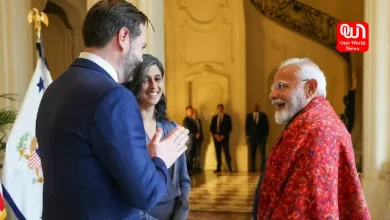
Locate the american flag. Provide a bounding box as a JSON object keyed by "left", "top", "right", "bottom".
{"left": 28, "top": 149, "right": 41, "bottom": 169}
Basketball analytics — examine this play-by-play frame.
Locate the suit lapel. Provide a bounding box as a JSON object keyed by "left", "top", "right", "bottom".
{"left": 252, "top": 113, "right": 256, "bottom": 125}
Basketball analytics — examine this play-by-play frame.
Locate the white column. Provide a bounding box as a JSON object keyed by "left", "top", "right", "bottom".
{"left": 0, "top": 0, "right": 33, "bottom": 109}
{"left": 0, "top": 2, "right": 33, "bottom": 220}
{"left": 138, "top": 0, "right": 165, "bottom": 67}
{"left": 362, "top": 0, "right": 390, "bottom": 219}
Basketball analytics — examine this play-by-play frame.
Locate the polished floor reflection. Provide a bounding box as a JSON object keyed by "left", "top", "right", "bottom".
{"left": 187, "top": 170, "right": 259, "bottom": 220}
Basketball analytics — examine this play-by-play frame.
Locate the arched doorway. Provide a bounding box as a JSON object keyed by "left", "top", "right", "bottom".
{"left": 164, "top": 0, "right": 247, "bottom": 171}
{"left": 42, "top": 2, "right": 73, "bottom": 80}
{"left": 37, "top": 0, "right": 86, "bottom": 79}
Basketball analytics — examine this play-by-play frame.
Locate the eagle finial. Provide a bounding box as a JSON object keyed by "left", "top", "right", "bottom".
{"left": 28, "top": 8, "right": 49, "bottom": 40}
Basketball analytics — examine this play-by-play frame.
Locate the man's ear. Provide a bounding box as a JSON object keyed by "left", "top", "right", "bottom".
{"left": 306, "top": 79, "right": 318, "bottom": 98}
{"left": 117, "top": 27, "right": 131, "bottom": 51}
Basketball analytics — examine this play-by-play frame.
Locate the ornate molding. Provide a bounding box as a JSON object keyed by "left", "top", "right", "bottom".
{"left": 250, "top": 0, "right": 346, "bottom": 59}
{"left": 179, "top": 21, "right": 233, "bottom": 68}
{"left": 250, "top": 0, "right": 351, "bottom": 72}
{"left": 178, "top": 0, "right": 228, "bottom": 24}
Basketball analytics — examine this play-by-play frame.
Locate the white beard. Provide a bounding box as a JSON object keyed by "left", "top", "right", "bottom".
{"left": 274, "top": 88, "right": 306, "bottom": 124}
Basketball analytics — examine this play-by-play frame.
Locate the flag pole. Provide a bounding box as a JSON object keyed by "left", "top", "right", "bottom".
{"left": 0, "top": 8, "right": 52, "bottom": 220}
{"left": 27, "top": 8, "right": 49, "bottom": 43}
{"left": 27, "top": 8, "right": 50, "bottom": 88}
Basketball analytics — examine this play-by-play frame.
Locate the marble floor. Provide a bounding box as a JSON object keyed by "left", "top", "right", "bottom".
{"left": 187, "top": 170, "right": 259, "bottom": 220}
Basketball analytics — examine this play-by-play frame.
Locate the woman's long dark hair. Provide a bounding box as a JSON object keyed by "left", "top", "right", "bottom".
{"left": 123, "top": 54, "right": 167, "bottom": 121}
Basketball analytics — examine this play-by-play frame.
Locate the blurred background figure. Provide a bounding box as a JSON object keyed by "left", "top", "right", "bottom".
{"left": 245, "top": 103, "right": 269, "bottom": 172}
{"left": 183, "top": 105, "right": 197, "bottom": 173}
{"left": 192, "top": 108, "right": 203, "bottom": 171}
{"left": 210, "top": 104, "right": 233, "bottom": 173}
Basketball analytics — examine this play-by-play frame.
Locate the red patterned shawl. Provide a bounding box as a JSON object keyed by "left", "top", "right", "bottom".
{"left": 257, "top": 97, "right": 370, "bottom": 219}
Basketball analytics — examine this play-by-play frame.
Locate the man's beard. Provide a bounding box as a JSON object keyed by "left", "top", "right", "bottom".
{"left": 122, "top": 49, "right": 141, "bottom": 83}
{"left": 273, "top": 88, "right": 306, "bottom": 124}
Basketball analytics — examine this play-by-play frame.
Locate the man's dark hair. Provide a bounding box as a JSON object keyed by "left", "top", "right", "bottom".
{"left": 123, "top": 54, "right": 167, "bottom": 121}
{"left": 186, "top": 106, "right": 193, "bottom": 110}
{"left": 217, "top": 104, "right": 224, "bottom": 108}
{"left": 82, "top": 0, "right": 149, "bottom": 48}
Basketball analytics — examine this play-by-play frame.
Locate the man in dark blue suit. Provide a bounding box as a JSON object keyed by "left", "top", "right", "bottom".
{"left": 210, "top": 104, "right": 233, "bottom": 173}
{"left": 183, "top": 106, "right": 197, "bottom": 172}
{"left": 36, "top": 1, "right": 188, "bottom": 219}
{"left": 245, "top": 103, "right": 269, "bottom": 172}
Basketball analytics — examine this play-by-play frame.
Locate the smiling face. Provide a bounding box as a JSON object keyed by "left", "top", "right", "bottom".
{"left": 137, "top": 64, "right": 163, "bottom": 107}
{"left": 269, "top": 65, "right": 308, "bottom": 124}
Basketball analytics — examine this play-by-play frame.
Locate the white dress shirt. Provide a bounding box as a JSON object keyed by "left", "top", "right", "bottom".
{"left": 217, "top": 113, "right": 224, "bottom": 133}
{"left": 79, "top": 52, "right": 118, "bottom": 82}
{"left": 253, "top": 112, "right": 259, "bottom": 124}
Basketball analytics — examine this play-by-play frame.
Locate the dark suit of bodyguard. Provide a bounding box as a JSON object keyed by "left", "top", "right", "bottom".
{"left": 245, "top": 104, "right": 269, "bottom": 172}
{"left": 209, "top": 104, "right": 233, "bottom": 172}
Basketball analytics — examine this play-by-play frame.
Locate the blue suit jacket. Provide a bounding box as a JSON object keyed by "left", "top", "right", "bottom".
{"left": 36, "top": 58, "right": 170, "bottom": 220}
